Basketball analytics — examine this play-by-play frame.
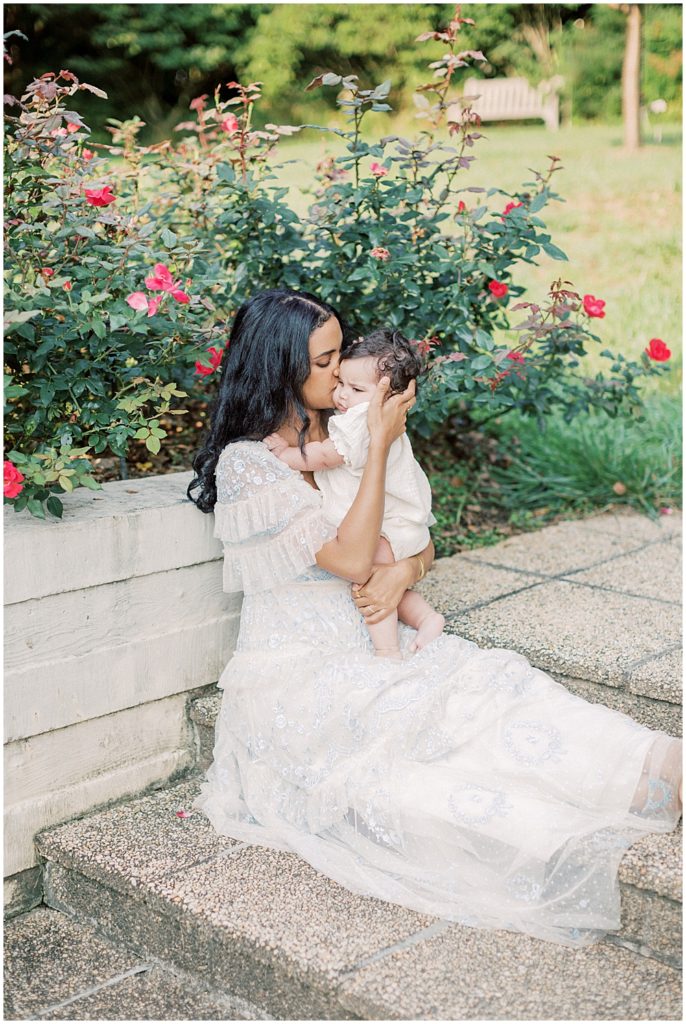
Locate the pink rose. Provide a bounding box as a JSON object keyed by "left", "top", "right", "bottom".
{"left": 84, "top": 185, "right": 116, "bottom": 207}
{"left": 370, "top": 162, "right": 388, "bottom": 178}
{"left": 82, "top": 149, "right": 94, "bottom": 161}
{"left": 370, "top": 247, "right": 390, "bottom": 261}
{"left": 126, "top": 292, "right": 161, "bottom": 317}
{"left": 144, "top": 263, "right": 191, "bottom": 304}
{"left": 221, "top": 114, "right": 239, "bottom": 134}
{"left": 4, "top": 460, "right": 25, "bottom": 499}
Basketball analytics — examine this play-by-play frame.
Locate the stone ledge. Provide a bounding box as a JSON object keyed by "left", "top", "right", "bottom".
{"left": 4, "top": 471, "right": 219, "bottom": 604}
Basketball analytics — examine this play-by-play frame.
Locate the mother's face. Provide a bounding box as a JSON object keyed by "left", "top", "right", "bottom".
{"left": 301, "top": 316, "right": 343, "bottom": 412}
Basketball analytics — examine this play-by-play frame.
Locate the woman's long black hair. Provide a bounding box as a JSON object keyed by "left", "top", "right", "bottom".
{"left": 187, "top": 289, "right": 343, "bottom": 513}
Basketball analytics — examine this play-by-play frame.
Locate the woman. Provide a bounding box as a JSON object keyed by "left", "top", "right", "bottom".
{"left": 188, "top": 288, "right": 681, "bottom": 947}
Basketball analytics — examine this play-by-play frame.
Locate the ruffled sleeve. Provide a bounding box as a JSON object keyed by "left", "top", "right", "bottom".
{"left": 327, "top": 404, "right": 370, "bottom": 471}
{"left": 213, "top": 441, "right": 337, "bottom": 594}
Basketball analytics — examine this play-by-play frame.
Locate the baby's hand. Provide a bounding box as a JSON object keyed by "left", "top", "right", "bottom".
{"left": 264, "top": 432, "right": 289, "bottom": 456}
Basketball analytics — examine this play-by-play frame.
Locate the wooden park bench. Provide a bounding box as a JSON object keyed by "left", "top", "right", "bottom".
{"left": 450, "top": 76, "right": 562, "bottom": 131}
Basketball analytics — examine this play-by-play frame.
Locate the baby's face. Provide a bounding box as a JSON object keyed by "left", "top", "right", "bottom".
{"left": 332, "top": 356, "right": 379, "bottom": 412}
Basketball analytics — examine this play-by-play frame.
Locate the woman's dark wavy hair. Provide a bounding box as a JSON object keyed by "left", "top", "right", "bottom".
{"left": 342, "top": 327, "right": 425, "bottom": 395}
{"left": 187, "top": 289, "right": 344, "bottom": 513}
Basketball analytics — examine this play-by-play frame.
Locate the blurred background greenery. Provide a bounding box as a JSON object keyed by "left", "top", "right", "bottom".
{"left": 4, "top": 3, "right": 682, "bottom": 540}
{"left": 4, "top": 3, "right": 682, "bottom": 137}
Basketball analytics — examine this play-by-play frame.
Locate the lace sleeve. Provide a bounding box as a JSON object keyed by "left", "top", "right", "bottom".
{"left": 213, "top": 441, "right": 337, "bottom": 594}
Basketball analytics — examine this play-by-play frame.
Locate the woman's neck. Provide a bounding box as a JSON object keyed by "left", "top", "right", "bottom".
{"left": 278, "top": 410, "right": 327, "bottom": 445}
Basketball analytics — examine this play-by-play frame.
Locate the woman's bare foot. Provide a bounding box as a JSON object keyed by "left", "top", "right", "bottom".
{"left": 410, "top": 611, "right": 445, "bottom": 652}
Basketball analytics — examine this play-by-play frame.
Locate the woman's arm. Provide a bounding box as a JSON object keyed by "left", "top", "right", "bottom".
{"left": 352, "top": 539, "right": 435, "bottom": 624}
{"left": 315, "top": 378, "right": 415, "bottom": 583}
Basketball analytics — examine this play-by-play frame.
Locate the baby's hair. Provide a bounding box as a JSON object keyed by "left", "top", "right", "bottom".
{"left": 342, "top": 327, "right": 424, "bottom": 394}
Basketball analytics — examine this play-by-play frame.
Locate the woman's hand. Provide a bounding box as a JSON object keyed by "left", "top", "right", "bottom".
{"left": 352, "top": 559, "right": 417, "bottom": 624}
{"left": 366, "top": 376, "right": 416, "bottom": 451}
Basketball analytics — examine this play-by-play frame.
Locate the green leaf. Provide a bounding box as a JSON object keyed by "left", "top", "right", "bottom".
{"left": 27, "top": 498, "right": 46, "bottom": 519}
{"left": 145, "top": 435, "right": 161, "bottom": 454}
{"left": 58, "top": 475, "right": 74, "bottom": 492}
{"left": 46, "top": 496, "right": 64, "bottom": 518}
{"left": 161, "top": 227, "right": 177, "bottom": 247}
{"left": 528, "top": 192, "right": 548, "bottom": 214}
{"left": 542, "top": 241, "right": 568, "bottom": 261}
{"left": 471, "top": 355, "right": 493, "bottom": 371}
{"left": 79, "top": 475, "right": 102, "bottom": 491}
{"left": 217, "top": 163, "right": 236, "bottom": 182}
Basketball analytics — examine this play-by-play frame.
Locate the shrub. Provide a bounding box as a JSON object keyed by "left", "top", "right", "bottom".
{"left": 4, "top": 8, "right": 670, "bottom": 519}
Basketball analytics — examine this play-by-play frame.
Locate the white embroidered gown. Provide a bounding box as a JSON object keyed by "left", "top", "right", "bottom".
{"left": 197, "top": 440, "right": 681, "bottom": 947}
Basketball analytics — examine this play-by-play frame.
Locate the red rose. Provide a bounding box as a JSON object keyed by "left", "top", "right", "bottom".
{"left": 194, "top": 346, "right": 224, "bottom": 377}
{"left": 40, "top": 267, "right": 54, "bottom": 278}
{"left": 84, "top": 185, "right": 116, "bottom": 207}
{"left": 488, "top": 280, "right": 508, "bottom": 299}
{"left": 582, "top": 294, "right": 606, "bottom": 319}
{"left": 63, "top": 280, "right": 72, "bottom": 292}
{"left": 82, "top": 149, "right": 94, "bottom": 161}
{"left": 457, "top": 200, "right": 466, "bottom": 213}
{"left": 645, "top": 338, "right": 671, "bottom": 362}
{"left": 4, "top": 460, "right": 25, "bottom": 499}
{"left": 506, "top": 351, "right": 525, "bottom": 363}
{"left": 502, "top": 200, "right": 523, "bottom": 220}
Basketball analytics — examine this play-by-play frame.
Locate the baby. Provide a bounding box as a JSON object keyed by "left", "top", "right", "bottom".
{"left": 265, "top": 327, "right": 445, "bottom": 659}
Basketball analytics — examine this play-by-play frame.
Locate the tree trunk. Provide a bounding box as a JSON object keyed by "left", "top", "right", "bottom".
{"left": 622, "top": 4, "right": 642, "bottom": 151}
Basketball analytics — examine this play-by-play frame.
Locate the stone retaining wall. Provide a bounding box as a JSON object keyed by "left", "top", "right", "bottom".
{"left": 4, "top": 471, "right": 239, "bottom": 913}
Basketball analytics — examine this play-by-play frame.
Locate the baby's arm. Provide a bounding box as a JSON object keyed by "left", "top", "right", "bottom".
{"left": 264, "top": 433, "right": 344, "bottom": 471}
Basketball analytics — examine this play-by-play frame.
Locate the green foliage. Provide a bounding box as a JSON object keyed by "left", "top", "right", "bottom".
{"left": 4, "top": 4, "right": 682, "bottom": 135}
{"left": 3, "top": 71, "right": 218, "bottom": 517}
{"left": 3, "top": 9, "right": 671, "bottom": 519}
{"left": 489, "top": 394, "right": 682, "bottom": 520}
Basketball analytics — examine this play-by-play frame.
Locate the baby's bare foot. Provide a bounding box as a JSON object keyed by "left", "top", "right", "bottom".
{"left": 410, "top": 612, "right": 445, "bottom": 652}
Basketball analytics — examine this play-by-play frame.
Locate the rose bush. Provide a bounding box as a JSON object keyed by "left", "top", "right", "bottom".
{"left": 4, "top": 7, "right": 670, "bottom": 519}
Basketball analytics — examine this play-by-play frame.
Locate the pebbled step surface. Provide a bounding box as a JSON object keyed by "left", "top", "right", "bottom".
{"left": 35, "top": 778, "right": 682, "bottom": 1019}
{"left": 3, "top": 905, "right": 266, "bottom": 1020}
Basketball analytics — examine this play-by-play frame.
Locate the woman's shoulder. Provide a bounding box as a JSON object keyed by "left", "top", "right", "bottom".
{"left": 216, "top": 439, "right": 305, "bottom": 503}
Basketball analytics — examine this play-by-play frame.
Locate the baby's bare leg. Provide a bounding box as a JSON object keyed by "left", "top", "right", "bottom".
{"left": 366, "top": 538, "right": 401, "bottom": 658}
{"left": 398, "top": 590, "right": 445, "bottom": 652}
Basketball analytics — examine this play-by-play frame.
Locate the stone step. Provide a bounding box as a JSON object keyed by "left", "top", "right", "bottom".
{"left": 3, "top": 905, "right": 265, "bottom": 1020}
{"left": 191, "top": 692, "right": 683, "bottom": 969}
{"left": 35, "top": 777, "right": 682, "bottom": 1020}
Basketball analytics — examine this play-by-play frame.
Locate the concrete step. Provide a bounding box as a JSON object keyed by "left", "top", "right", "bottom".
{"left": 416, "top": 510, "right": 682, "bottom": 735}
{"left": 189, "top": 690, "right": 682, "bottom": 966}
{"left": 34, "top": 777, "right": 682, "bottom": 1020}
{"left": 3, "top": 905, "right": 265, "bottom": 1020}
